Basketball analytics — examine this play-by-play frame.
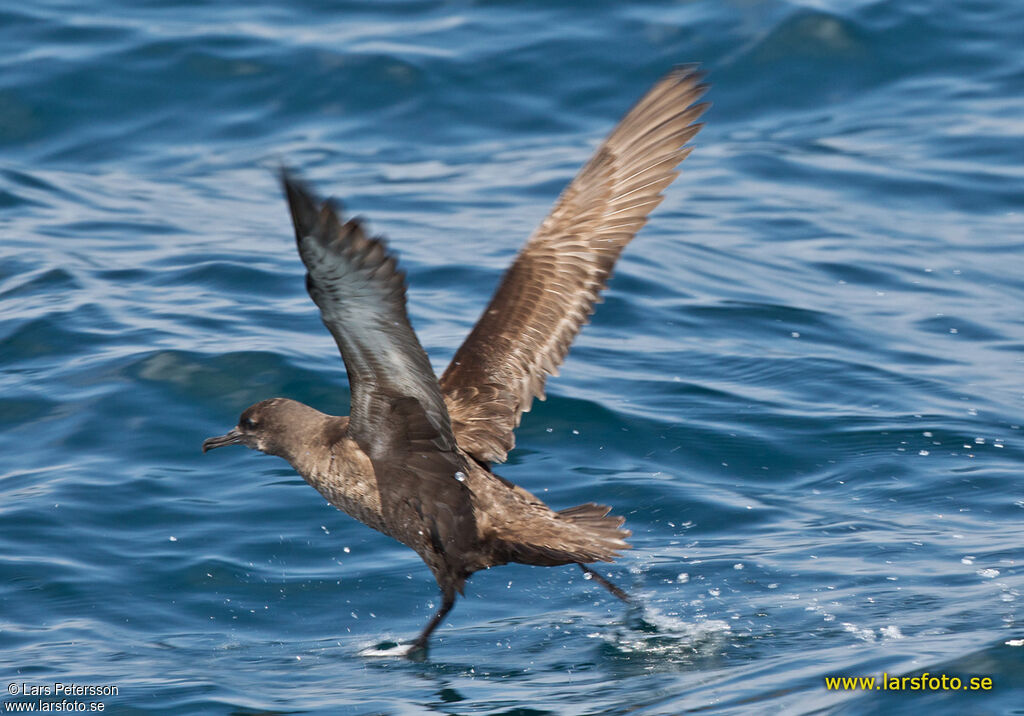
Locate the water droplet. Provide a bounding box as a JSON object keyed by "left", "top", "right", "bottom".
{"left": 343, "top": 547, "right": 351, "bottom": 553}
{"left": 677, "top": 573, "right": 689, "bottom": 583}
{"left": 582, "top": 572, "right": 593, "bottom": 580}
{"left": 733, "top": 563, "right": 744, "bottom": 570}
{"left": 169, "top": 536, "right": 177, "bottom": 542}
{"left": 454, "top": 471, "right": 466, "bottom": 482}
{"left": 978, "top": 568, "right": 1000, "bottom": 579}
{"left": 918, "top": 450, "right": 930, "bottom": 456}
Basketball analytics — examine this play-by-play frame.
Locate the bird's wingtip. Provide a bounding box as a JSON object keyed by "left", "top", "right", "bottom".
{"left": 279, "top": 167, "right": 325, "bottom": 243}
{"left": 667, "top": 63, "right": 710, "bottom": 94}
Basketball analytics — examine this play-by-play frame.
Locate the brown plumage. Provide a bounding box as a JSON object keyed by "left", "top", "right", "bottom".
{"left": 442, "top": 66, "right": 709, "bottom": 463}
{"left": 202, "top": 65, "right": 708, "bottom": 652}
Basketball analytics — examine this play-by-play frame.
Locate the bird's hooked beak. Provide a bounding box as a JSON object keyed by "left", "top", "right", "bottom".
{"left": 202, "top": 428, "right": 244, "bottom": 453}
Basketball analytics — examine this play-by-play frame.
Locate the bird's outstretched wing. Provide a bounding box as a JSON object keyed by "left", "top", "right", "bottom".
{"left": 440, "top": 65, "right": 709, "bottom": 463}
{"left": 282, "top": 172, "right": 457, "bottom": 458}
{"left": 283, "top": 174, "right": 480, "bottom": 583}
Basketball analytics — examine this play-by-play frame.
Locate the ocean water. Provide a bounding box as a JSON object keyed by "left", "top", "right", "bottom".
{"left": 2, "top": 0, "right": 1022, "bottom": 713}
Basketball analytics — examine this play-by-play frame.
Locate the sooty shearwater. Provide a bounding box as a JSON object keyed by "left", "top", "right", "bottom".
{"left": 203, "top": 65, "right": 708, "bottom": 653}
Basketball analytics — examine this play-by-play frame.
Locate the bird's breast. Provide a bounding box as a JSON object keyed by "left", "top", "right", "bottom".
{"left": 296, "top": 439, "right": 390, "bottom": 536}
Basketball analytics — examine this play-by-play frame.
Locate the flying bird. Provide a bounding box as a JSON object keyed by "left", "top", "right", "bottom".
{"left": 203, "top": 65, "right": 708, "bottom": 652}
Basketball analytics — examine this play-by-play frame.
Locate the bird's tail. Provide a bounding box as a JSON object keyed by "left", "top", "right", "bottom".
{"left": 500, "top": 502, "right": 631, "bottom": 567}
{"left": 557, "top": 502, "right": 632, "bottom": 561}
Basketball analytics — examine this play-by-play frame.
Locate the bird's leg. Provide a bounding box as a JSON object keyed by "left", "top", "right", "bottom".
{"left": 410, "top": 589, "right": 457, "bottom": 652}
{"left": 578, "top": 563, "right": 631, "bottom": 604}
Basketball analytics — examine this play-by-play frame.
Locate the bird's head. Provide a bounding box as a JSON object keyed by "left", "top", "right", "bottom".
{"left": 202, "top": 398, "right": 325, "bottom": 461}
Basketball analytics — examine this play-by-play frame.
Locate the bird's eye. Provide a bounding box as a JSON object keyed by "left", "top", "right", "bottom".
{"left": 241, "top": 416, "right": 258, "bottom": 430}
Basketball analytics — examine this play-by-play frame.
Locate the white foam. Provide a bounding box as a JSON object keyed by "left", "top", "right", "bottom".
{"left": 357, "top": 642, "right": 419, "bottom": 658}
{"left": 600, "top": 604, "right": 732, "bottom": 656}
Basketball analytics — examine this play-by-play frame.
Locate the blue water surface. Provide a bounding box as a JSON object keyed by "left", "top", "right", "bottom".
{"left": 2, "top": 0, "right": 1023, "bottom": 713}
